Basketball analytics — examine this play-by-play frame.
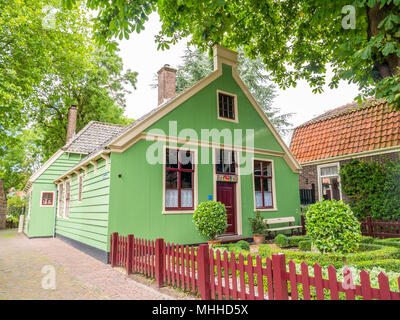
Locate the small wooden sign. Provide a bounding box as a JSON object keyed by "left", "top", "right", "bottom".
{"left": 216, "top": 174, "right": 238, "bottom": 183}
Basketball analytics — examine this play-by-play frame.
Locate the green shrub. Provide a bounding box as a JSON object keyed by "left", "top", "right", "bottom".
{"left": 193, "top": 201, "right": 227, "bottom": 240}
{"left": 373, "top": 238, "right": 400, "bottom": 249}
{"left": 360, "top": 236, "right": 374, "bottom": 244}
{"left": 235, "top": 240, "right": 250, "bottom": 251}
{"left": 274, "top": 234, "right": 289, "bottom": 248}
{"left": 298, "top": 240, "right": 312, "bottom": 251}
{"left": 287, "top": 235, "right": 311, "bottom": 247}
{"left": 349, "top": 259, "right": 400, "bottom": 272}
{"left": 340, "top": 159, "right": 400, "bottom": 219}
{"left": 305, "top": 200, "right": 361, "bottom": 254}
{"left": 258, "top": 245, "right": 272, "bottom": 258}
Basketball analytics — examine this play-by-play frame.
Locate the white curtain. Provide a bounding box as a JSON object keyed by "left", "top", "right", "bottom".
{"left": 181, "top": 190, "right": 193, "bottom": 208}
{"left": 255, "top": 192, "right": 263, "bottom": 207}
{"left": 165, "top": 190, "right": 178, "bottom": 208}
{"left": 264, "top": 192, "right": 272, "bottom": 207}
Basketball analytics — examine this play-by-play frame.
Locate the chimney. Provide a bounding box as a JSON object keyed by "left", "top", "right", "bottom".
{"left": 66, "top": 105, "right": 77, "bottom": 143}
{"left": 212, "top": 44, "right": 238, "bottom": 71}
{"left": 157, "top": 64, "right": 177, "bottom": 105}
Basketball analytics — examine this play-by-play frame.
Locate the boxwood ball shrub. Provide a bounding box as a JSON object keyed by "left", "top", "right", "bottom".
{"left": 274, "top": 234, "right": 289, "bottom": 248}
{"left": 193, "top": 201, "right": 227, "bottom": 241}
{"left": 305, "top": 200, "right": 361, "bottom": 254}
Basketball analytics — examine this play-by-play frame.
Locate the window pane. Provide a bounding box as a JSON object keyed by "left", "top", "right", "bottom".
{"left": 255, "top": 192, "right": 263, "bottom": 208}
{"left": 263, "top": 162, "right": 272, "bottom": 176}
{"left": 218, "top": 93, "right": 235, "bottom": 120}
{"left": 320, "top": 166, "right": 338, "bottom": 177}
{"left": 264, "top": 192, "right": 273, "bottom": 207}
{"left": 254, "top": 177, "right": 262, "bottom": 191}
{"left": 254, "top": 161, "right": 261, "bottom": 176}
{"left": 165, "top": 190, "right": 178, "bottom": 208}
{"left": 181, "top": 171, "right": 192, "bottom": 189}
{"left": 180, "top": 151, "right": 193, "bottom": 170}
{"left": 263, "top": 178, "right": 272, "bottom": 192}
{"left": 181, "top": 190, "right": 193, "bottom": 208}
{"left": 166, "top": 149, "right": 178, "bottom": 168}
{"left": 166, "top": 171, "right": 177, "bottom": 189}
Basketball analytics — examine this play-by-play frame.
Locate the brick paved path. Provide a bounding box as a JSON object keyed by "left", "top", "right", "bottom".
{"left": 0, "top": 230, "right": 176, "bottom": 300}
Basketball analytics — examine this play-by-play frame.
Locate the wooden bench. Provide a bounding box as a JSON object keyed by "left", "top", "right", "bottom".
{"left": 263, "top": 217, "right": 302, "bottom": 236}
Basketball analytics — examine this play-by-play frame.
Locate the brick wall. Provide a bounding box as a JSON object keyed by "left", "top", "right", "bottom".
{"left": 0, "top": 179, "right": 6, "bottom": 229}
{"left": 299, "top": 151, "right": 400, "bottom": 204}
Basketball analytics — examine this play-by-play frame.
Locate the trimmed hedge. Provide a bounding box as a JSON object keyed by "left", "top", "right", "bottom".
{"left": 350, "top": 259, "right": 400, "bottom": 272}
{"left": 235, "top": 240, "right": 250, "bottom": 251}
{"left": 298, "top": 240, "right": 312, "bottom": 251}
{"left": 274, "top": 234, "right": 289, "bottom": 248}
{"left": 373, "top": 238, "right": 400, "bottom": 249}
{"left": 271, "top": 244, "right": 400, "bottom": 268}
{"left": 287, "top": 235, "right": 311, "bottom": 247}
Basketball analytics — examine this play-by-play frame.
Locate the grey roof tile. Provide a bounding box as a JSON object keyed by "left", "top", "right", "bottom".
{"left": 62, "top": 121, "right": 126, "bottom": 154}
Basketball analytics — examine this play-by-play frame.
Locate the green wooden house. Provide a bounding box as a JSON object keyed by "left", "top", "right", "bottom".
{"left": 24, "top": 45, "right": 301, "bottom": 262}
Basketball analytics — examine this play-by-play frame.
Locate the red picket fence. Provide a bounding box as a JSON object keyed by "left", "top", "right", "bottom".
{"left": 359, "top": 216, "right": 400, "bottom": 239}
{"left": 109, "top": 232, "right": 400, "bottom": 300}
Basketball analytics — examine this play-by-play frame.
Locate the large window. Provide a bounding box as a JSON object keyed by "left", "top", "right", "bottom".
{"left": 64, "top": 181, "right": 71, "bottom": 218}
{"left": 218, "top": 92, "right": 236, "bottom": 121}
{"left": 41, "top": 192, "right": 54, "bottom": 207}
{"left": 165, "top": 149, "right": 195, "bottom": 210}
{"left": 254, "top": 160, "right": 274, "bottom": 209}
{"left": 318, "top": 163, "right": 341, "bottom": 201}
{"left": 216, "top": 149, "right": 236, "bottom": 175}
{"left": 57, "top": 184, "right": 64, "bottom": 217}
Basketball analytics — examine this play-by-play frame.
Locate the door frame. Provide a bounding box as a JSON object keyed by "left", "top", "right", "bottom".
{"left": 212, "top": 147, "right": 243, "bottom": 235}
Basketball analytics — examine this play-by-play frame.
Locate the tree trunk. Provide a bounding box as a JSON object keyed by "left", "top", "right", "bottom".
{"left": 367, "top": 4, "right": 400, "bottom": 79}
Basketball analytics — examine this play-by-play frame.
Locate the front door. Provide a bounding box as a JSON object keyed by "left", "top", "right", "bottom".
{"left": 217, "top": 182, "right": 236, "bottom": 234}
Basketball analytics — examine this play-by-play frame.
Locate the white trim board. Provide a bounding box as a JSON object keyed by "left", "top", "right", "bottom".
{"left": 108, "top": 45, "right": 300, "bottom": 173}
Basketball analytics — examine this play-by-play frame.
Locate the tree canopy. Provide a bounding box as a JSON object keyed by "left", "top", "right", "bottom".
{"left": 0, "top": 0, "right": 137, "bottom": 190}
{"left": 68, "top": 0, "right": 400, "bottom": 109}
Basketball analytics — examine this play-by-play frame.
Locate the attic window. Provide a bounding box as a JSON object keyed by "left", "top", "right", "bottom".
{"left": 41, "top": 192, "right": 54, "bottom": 207}
{"left": 218, "top": 92, "right": 237, "bottom": 121}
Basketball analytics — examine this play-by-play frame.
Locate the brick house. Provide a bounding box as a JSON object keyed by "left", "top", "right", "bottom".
{"left": 290, "top": 98, "right": 400, "bottom": 205}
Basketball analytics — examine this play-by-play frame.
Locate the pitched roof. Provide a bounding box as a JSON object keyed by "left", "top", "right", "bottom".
{"left": 290, "top": 98, "right": 400, "bottom": 163}
{"left": 63, "top": 121, "right": 126, "bottom": 154}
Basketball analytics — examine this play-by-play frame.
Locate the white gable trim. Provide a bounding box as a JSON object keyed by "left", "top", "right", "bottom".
{"left": 23, "top": 149, "right": 64, "bottom": 192}
{"left": 108, "top": 45, "right": 300, "bottom": 173}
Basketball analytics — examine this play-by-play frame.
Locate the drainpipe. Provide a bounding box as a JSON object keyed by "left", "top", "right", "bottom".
{"left": 52, "top": 184, "right": 58, "bottom": 238}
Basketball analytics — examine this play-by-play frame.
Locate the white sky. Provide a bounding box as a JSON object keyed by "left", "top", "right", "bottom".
{"left": 118, "top": 13, "right": 361, "bottom": 142}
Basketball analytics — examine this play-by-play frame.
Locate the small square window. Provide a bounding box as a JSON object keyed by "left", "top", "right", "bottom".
{"left": 41, "top": 192, "right": 54, "bottom": 206}
{"left": 218, "top": 92, "right": 236, "bottom": 120}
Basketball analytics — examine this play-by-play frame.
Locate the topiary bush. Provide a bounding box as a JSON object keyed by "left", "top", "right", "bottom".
{"left": 193, "top": 201, "right": 227, "bottom": 241}
{"left": 274, "top": 234, "right": 289, "bottom": 248}
{"left": 305, "top": 200, "right": 361, "bottom": 254}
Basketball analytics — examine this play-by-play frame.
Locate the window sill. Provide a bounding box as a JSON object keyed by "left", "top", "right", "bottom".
{"left": 162, "top": 210, "right": 194, "bottom": 215}
{"left": 254, "top": 208, "right": 278, "bottom": 212}
{"left": 217, "top": 116, "right": 239, "bottom": 124}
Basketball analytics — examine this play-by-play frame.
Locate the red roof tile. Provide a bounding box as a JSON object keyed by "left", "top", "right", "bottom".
{"left": 290, "top": 98, "right": 400, "bottom": 163}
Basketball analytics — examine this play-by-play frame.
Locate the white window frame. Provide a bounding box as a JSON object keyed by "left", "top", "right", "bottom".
{"left": 317, "top": 162, "right": 342, "bottom": 201}
{"left": 216, "top": 90, "right": 239, "bottom": 123}
{"left": 252, "top": 157, "right": 277, "bottom": 212}
{"left": 63, "top": 179, "right": 72, "bottom": 219}
{"left": 162, "top": 145, "right": 198, "bottom": 214}
{"left": 57, "top": 183, "right": 64, "bottom": 218}
{"left": 40, "top": 191, "right": 55, "bottom": 207}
